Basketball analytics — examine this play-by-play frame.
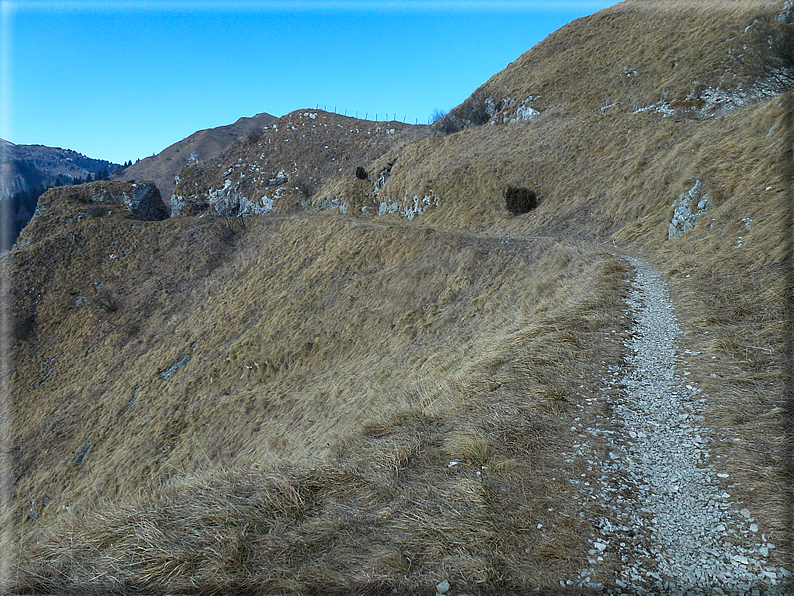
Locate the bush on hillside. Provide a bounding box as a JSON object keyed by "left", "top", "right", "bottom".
{"left": 213, "top": 215, "right": 246, "bottom": 242}
{"left": 355, "top": 166, "right": 368, "bottom": 180}
{"left": 12, "top": 313, "right": 36, "bottom": 341}
{"left": 429, "top": 108, "right": 448, "bottom": 124}
{"left": 504, "top": 186, "right": 538, "bottom": 215}
{"left": 293, "top": 174, "right": 317, "bottom": 197}
{"left": 246, "top": 128, "right": 265, "bottom": 144}
{"left": 432, "top": 90, "right": 502, "bottom": 135}
{"left": 88, "top": 205, "right": 107, "bottom": 218}
{"left": 93, "top": 288, "right": 120, "bottom": 313}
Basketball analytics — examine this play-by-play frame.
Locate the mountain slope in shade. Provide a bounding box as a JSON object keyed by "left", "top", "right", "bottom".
{"left": 0, "top": 138, "right": 119, "bottom": 198}
{"left": 111, "top": 112, "right": 276, "bottom": 201}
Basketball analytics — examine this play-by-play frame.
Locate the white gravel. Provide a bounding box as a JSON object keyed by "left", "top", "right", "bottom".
{"left": 564, "top": 257, "right": 791, "bottom": 595}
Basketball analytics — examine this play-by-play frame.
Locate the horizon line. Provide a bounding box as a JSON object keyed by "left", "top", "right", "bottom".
{"left": 5, "top": 0, "right": 618, "bottom": 14}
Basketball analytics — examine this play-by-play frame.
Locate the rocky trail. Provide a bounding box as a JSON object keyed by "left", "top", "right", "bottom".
{"left": 561, "top": 257, "right": 791, "bottom": 595}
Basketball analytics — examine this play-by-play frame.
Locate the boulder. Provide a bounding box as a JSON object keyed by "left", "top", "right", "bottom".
{"left": 127, "top": 183, "right": 170, "bottom": 220}
{"left": 81, "top": 181, "right": 169, "bottom": 220}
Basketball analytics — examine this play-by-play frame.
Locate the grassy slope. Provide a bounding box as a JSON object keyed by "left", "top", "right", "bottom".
{"left": 377, "top": 0, "right": 792, "bottom": 557}
{"left": 4, "top": 0, "right": 791, "bottom": 592}
{"left": 7, "top": 187, "right": 627, "bottom": 592}
{"left": 172, "top": 110, "right": 429, "bottom": 214}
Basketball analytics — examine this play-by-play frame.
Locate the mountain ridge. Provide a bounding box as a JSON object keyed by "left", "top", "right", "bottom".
{"left": 111, "top": 111, "right": 277, "bottom": 201}
{"left": 0, "top": 139, "right": 119, "bottom": 198}
{"left": 4, "top": 0, "right": 792, "bottom": 592}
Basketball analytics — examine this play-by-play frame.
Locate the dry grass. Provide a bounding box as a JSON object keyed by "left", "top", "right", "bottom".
{"left": 4, "top": 0, "right": 793, "bottom": 591}
{"left": 367, "top": 7, "right": 793, "bottom": 569}
{"left": 6, "top": 181, "right": 631, "bottom": 592}
{"left": 448, "top": 0, "right": 780, "bottom": 123}
{"left": 173, "top": 110, "right": 429, "bottom": 214}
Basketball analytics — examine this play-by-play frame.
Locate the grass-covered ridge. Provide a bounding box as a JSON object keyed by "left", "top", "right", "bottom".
{"left": 7, "top": 194, "right": 631, "bottom": 591}
{"left": 4, "top": 0, "right": 792, "bottom": 592}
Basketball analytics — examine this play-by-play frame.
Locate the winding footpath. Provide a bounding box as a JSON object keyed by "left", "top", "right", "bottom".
{"left": 565, "top": 258, "right": 791, "bottom": 595}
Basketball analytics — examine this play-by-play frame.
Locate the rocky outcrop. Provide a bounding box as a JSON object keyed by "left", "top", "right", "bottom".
{"left": 84, "top": 181, "right": 169, "bottom": 221}
{"left": 668, "top": 180, "right": 712, "bottom": 239}
{"left": 502, "top": 97, "right": 541, "bottom": 124}
{"left": 128, "top": 183, "right": 170, "bottom": 220}
{"left": 12, "top": 181, "right": 169, "bottom": 250}
{"left": 373, "top": 167, "right": 391, "bottom": 195}
{"left": 171, "top": 110, "right": 429, "bottom": 220}
{"left": 172, "top": 178, "right": 278, "bottom": 218}
{"left": 170, "top": 194, "right": 208, "bottom": 217}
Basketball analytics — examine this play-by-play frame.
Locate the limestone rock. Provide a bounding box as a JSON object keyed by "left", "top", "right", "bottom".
{"left": 84, "top": 181, "right": 169, "bottom": 220}
{"left": 170, "top": 193, "right": 209, "bottom": 217}
{"left": 206, "top": 179, "right": 276, "bottom": 218}
{"left": 503, "top": 97, "right": 540, "bottom": 124}
{"left": 127, "top": 183, "right": 170, "bottom": 220}
{"left": 373, "top": 167, "right": 391, "bottom": 195}
{"left": 668, "top": 180, "right": 712, "bottom": 239}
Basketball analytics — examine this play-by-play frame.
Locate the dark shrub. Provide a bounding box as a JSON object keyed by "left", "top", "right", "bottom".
{"left": 213, "top": 215, "right": 246, "bottom": 242}
{"left": 246, "top": 128, "right": 265, "bottom": 144}
{"left": 13, "top": 313, "right": 36, "bottom": 341}
{"left": 355, "top": 166, "right": 368, "bottom": 180}
{"left": 293, "top": 174, "right": 316, "bottom": 197}
{"left": 504, "top": 186, "right": 538, "bottom": 215}
{"left": 88, "top": 205, "right": 107, "bottom": 218}
{"left": 94, "top": 289, "right": 120, "bottom": 313}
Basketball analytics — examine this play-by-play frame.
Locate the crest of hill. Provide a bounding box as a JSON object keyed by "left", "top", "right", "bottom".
{"left": 111, "top": 112, "right": 276, "bottom": 200}
{"left": 378, "top": 0, "right": 787, "bottom": 237}
{"left": 437, "top": 0, "right": 780, "bottom": 129}
{"left": 172, "top": 109, "right": 429, "bottom": 216}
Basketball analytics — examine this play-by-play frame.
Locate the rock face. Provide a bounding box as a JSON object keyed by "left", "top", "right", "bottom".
{"left": 373, "top": 167, "right": 391, "bottom": 195}
{"left": 170, "top": 193, "right": 208, "bottom": 217}
{"left": 668, "top": 180, "right": 712, "bottom": 239}
{"left": 129, "top": 183, "right": 170, "bottom": 220}
{"left": 171, "top": 110, "right": 430, "bottom": 219}
{"left": 503, "top": 97, "right": 541, "bottom": 124}
{"left": 13, "top": 181, "right": 170, "bottom": 250}
{"left": 86, "top": 181, "right": 169, "bottom": 221}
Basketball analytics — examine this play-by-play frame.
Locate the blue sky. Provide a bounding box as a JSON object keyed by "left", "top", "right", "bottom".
{"left": 2, "top": 1, "right": 616, "bottom": 165}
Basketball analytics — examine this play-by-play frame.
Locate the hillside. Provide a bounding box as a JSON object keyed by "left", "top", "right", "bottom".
{"left": 0, "top": 139, "right": 118, "bottom": 198}
{"left": 171, "top": 110, "right": 429, "bottom": 217}
{"left": 0, "top": 141, "right": 121, "bottom": 251}
{"left": 3, "top": 0, "right": 792, "bottom": 594}
{"left": 111, "top": 112, "right": 276, "bottom": 201}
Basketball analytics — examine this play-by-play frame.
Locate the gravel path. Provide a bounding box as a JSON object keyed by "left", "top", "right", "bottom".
{"left": 564, "top": 257, "right": 791, "bottom": 595}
